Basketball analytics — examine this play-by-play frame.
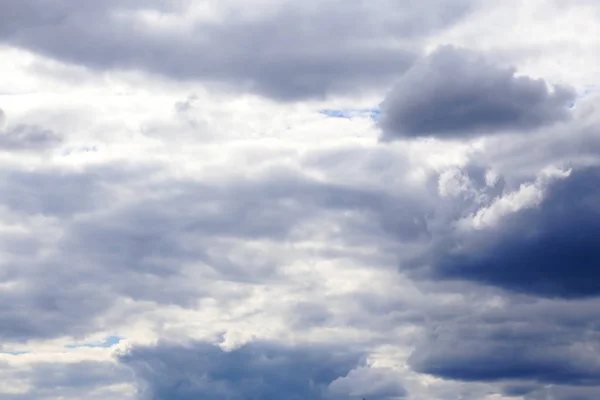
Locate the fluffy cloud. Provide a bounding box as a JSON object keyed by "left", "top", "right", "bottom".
{"left": 119, "top": 340, "right": 386, "bottom": 400}
{"left": 414, "top": 166, "right": 600, "bottom": 298}
{"left": 329, "top": 366, "right": 407, "bottom": 399}
{"left": 379, "top": 46, "right": 576, "bottom": 139}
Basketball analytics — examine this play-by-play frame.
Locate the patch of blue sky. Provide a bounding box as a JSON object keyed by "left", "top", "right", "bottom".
{"left": 319, "top": 108, "right": 381, "bottom": 121}
{"left": 65, "top": 335, "right": 121, "bottom": 349}
{"left": 319, "top": 109, "right": 349, "bottom": 118}
{"left": 570, "top": 87, "right": 595, "bottom": 109}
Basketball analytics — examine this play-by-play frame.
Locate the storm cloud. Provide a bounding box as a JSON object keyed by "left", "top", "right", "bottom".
{"left": 379, "top": 46, "right": 576, "bottom": 139}
{"left": 410, "top": 321, "right": 600, "bottom": 385}
{"left": 118, "top": 340, "right": 394, "bottom": 400}
{"left": 417, "top": 166, "right": 600, "bottom": 298}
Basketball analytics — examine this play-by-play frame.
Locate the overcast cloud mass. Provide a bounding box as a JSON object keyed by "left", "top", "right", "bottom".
{"left": 1, "top": 0, "right": 600, "bottom": 399}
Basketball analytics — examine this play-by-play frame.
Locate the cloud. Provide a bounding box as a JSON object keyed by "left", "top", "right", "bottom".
{"left": 409, "top": 323, "right": 600, "bottom": 385}
{"left": 0, "top": 163, "right": 171, "bottom": 342}
{"left": 3, "top": 1, "right": 600, "bottom": 398}
{"left": 464, "top": 92, "right": 600, "bottom": 178}
{"left": 0, "top": 0, "right": 478, "bottom": 100}
{"left": 0, "top": 109, "right": 61, "bottom": 151}
{"left": 119, "top": 340, "right": 373, "bottom": 400}
{"left": 412, "top": 165, "right": 600, "bottom": 298}
{"left": 0, "top": 167, "right": 109, "bottom": 217}
{"left": 379, "top": 46, "right": 576, "bottom": 140}
{"left": 0, "top": 359, "right": 132, "bottom": 400}
{"left": 23, "top": 361, "right": 130, "bottom": 396}
{"left": 329, "top": 366, "right": 407, "bottom": 399}
{"left": 408, "top": 296, "right": 600, "bottom": 389}
{"left": 0, "top": 157, "right": 430, "bottom": 342}
{"left": 520, "top": 385, "right": 600, "bottom": 400}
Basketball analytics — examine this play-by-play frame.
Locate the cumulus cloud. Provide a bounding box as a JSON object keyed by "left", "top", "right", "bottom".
{"left": 329, "top": 366, "right": 407, "bottom": 399}
{"left": 415, "top": 166, "right": 600, "bottom": 298}
{"left": 379, "top": 46, "right": 576, "bottom": 140}
{"left": 119, "top": 340, "right": 373, "bottom": 400}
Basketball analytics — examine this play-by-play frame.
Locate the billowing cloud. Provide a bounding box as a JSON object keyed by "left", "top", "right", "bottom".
{"left": 379, "top": 46, "right": 576, "bottom": 140}
{"left": 119, "top": 340, "right": 377, "bottom": 400}
{"left": 329, "top": 366, "right": 407, "bottom": 399}
{"left": 415, "top": 166, "right": 600, "bottom": 298}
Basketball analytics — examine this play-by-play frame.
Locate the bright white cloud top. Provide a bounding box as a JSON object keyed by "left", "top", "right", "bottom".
{"left": 1, "top": 1, "right": 600, "bottom": 399}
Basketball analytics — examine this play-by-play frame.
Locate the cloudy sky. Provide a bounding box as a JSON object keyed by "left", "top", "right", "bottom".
{"left": 1, "top": 0, "right": 599, "bottom": 399}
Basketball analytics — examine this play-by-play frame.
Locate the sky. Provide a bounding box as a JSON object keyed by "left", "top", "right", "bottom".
{"left": 0, "top": 0, "right": 599, "bottom": 399}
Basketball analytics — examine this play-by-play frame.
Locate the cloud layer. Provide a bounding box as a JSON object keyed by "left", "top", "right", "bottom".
{"left": 2, "top": 0, "right": 600, "bottom": 399}
{"left": 0, "top": 0, "right": 477, "bottom": 100}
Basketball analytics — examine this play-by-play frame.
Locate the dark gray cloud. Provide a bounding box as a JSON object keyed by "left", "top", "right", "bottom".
{"left": 400, "top": 166, "right": 600, "bottom": 398}
{"left": 407, "top": 295, "right": 600, "bottom": 398}
{"left": 0, "top": 109, "right": 61, "bottom": 151}
{"left": 409, "top": 321, "right": 600, "bottom": 385}
{"left": 414, "top": 166, "right": 600, "bottom": 298}
{"left": 0, "top": 275, "right": 114, "bottom": 341}
{"left": 0, "top": 0, "right": 477, "bottom": 100}
{"left": 328, "top": 366, "right": 407, "bottom": 399}
{"left": 119, "top": 340, "right": 392, "bottom": 400}
{"left": 379, "top": 46, "right": 576, "bottom": 139}
{"left": 520, "top": 385, "right": 600, "bottom": 400}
